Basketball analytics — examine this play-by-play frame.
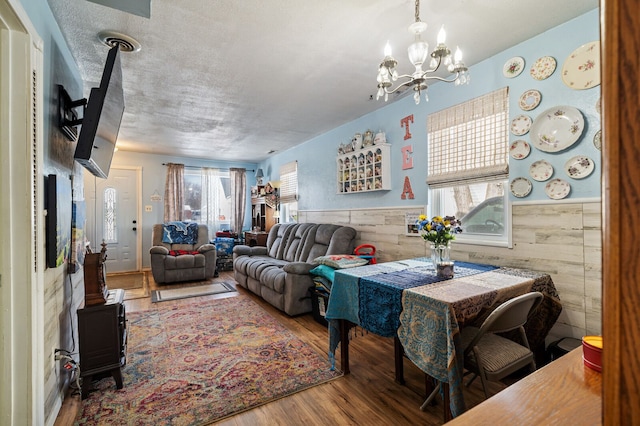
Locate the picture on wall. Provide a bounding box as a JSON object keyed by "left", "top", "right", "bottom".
{"left": 46, "top": 174, "right": 72, "bottom": 268}
{"left": 69, "top": 200, "right": 87, "bottom": 273}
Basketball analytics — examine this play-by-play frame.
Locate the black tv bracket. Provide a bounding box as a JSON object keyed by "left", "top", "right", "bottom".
{"left": 58, "top": 85, "right": 87, "bottom": 142}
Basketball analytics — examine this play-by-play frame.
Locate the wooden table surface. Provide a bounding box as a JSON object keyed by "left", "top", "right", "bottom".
{"left": 447, "top": 347, "right": 602, "bottom": 425}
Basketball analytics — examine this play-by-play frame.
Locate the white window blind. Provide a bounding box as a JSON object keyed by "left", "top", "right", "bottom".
{"left": 279, "top": 161, "right": 298, "bottom": 204}
{"left": 427, "top": 87, "right": 509, "bottom": 188}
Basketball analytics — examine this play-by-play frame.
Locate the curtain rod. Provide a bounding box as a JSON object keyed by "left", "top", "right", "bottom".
{"left": 162, "top": 163, "right": 255, "bottom": 172}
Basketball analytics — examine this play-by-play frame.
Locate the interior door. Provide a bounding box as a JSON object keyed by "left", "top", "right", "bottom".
{"left": 84, "top": 167, "right": 140, "bottom": 273}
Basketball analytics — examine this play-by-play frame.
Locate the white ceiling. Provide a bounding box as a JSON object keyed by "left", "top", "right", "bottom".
{"left": 46, "top": 0, "right": 598, "bottom": 163}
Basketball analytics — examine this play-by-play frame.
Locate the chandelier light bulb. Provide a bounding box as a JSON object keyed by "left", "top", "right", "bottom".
{"left": 429, "top": 56, "right": 438, "bottom": 69}
{"left": 454, "top": 46, "right": 463, "bottom": 63}
{"left": 414, "top": 91, "right": 420, "bottom": 104}
{"left": 437, "top": 26, "right": 446, "bottom": 45}
{"left": 384, "top": 41, "right": 392, "bottom": 57}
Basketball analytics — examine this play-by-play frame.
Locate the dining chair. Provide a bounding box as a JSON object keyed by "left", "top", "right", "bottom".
{"left": 460, "top": 291, "right": 544, "bottom": 399}
{"left": 420, "top": 291, "right": 543, "bottom": 410}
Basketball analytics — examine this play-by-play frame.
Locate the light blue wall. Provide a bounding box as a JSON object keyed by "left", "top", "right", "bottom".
{"left": 261, "top": 8, "right": 601, "bottom": 210}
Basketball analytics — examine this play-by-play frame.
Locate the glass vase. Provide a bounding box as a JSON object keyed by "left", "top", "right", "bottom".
{"left": 429, "top": 242, "right": 454, "bottom": 279}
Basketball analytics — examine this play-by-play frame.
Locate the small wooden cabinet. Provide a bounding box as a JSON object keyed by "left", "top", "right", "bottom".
{"left": 337, "top": 143, "right": 391, "bottom": 193}
{"left": 78, "top": 288, "right": 127, "bottom": 398}
{"left": 244, "top": 231, "right": 269, "bottom": 247}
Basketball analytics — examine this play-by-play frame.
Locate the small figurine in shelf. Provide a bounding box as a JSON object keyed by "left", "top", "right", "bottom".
{"left": 357, "top": 181, "right": 364, "bottom": 191}
{"left": 375, "top": 177, "right": 382, "bottom": 189}
{"left": 366, "top": 151, "right": 374, "bottom": 164}
{"left": 366, "top": 180, "right": 373, "bottom": 190}
{"left": 375, "top": 165, "right": 381, "bottom": 176}
{"left": 366, "top": 166, "right": 373, "bottom": 177}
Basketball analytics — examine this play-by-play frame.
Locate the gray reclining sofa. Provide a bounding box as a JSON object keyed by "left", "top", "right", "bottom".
{"left": 233, "top": 223, "right": 357, "bottom": 315}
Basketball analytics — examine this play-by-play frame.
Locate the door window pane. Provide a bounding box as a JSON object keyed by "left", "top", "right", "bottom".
{"left": 103, "top": 187, "right": 117, "bottom": 243}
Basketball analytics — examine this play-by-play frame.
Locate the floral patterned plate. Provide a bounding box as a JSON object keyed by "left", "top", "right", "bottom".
{"left": 530, "top": 56, "right": 556, "bottom": 80}
{"left": 519, "top": 89, "right": 542, "bottom": 111}
{"left": 562, "top": 41, "right": 601, "bottom": 89}
{"left": 503, "top": 56, "right": 525, "bottom": 78}
{"left": 564, "top": 155, "right": 594, "bottom": 179}
{"left": 530, "top": 106, "right": 584, "bottom": 152}
{"left": 545, "top": 178, "right": 571, "bottom": 200}
{"left": 510, "top": 177, "right": 532, "bottom": 198}
{"left": 510, "top": 139, "right": 531, "bottom": 159}
{"left": 593, "top": 130, "right": 602, "bottom": 151}
{"left": 529, "top": 160, "right": 554, "bottom": 181}
{"left": 511, "top": 114, "right": 532, "bottom": 136}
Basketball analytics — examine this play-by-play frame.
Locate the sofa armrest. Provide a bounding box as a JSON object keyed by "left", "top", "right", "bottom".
{"left": 233, "top": 245, "right": 268, "bottom": 256}
{"left": 150, "top": 246, "right": 169, "bottom": 255}
{"left": 198, "top": 243, "right": 216, "bottom": 253}
{"left": 283, "top": 262, "right": 315, "bottom": 275}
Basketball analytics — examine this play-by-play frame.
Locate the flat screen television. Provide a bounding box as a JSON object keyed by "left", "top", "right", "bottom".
{"left": 74, "top": 45, "right": 125, "bottom": 179}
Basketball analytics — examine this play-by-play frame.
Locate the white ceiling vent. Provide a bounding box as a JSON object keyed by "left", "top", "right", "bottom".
{"left": 98, "top": 31, "right": 141, "bottom": 52}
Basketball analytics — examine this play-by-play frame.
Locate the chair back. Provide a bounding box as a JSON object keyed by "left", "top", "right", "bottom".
{"left": 465, "top": 292, "right": 543, "bottom": 352}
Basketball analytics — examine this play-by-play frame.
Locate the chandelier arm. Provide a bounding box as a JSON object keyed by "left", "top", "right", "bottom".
{"left": 382, "top": 78, "right": 419, "bottom": 94}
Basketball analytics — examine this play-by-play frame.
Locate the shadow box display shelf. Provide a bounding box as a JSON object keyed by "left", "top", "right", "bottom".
{"left": 337, "top": 143, "right": 391, "bottom": 194}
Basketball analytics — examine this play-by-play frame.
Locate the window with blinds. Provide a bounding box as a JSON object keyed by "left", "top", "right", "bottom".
{"left": 278, "top": 161, "right": 298, "bottom": 223}
{"left": 279, "top": 161, "right": 298, "bottom": 204}
{"left": 427, "top": 87, "right": 509, "bottom": 188}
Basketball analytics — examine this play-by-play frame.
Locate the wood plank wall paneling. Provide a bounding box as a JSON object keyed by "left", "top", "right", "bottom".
{"left": 299, "top": 201, "right": 602, "bottom": 339}
{"left": 602, "top": 0, "right": 640, "bottom": 422}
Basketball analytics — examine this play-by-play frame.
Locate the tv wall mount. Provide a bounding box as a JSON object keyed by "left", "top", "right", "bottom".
{"left": 58, "top": 85, "right": 87, "bottom": 142}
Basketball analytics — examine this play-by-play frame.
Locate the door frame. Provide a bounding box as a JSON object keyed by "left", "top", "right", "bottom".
{"left": 0, "top": 0, "right": 45, "bottom": 424}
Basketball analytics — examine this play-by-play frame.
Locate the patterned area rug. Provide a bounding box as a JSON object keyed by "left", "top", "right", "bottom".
{"left": 76, "top": 295, "right": 342, "bottom": 425}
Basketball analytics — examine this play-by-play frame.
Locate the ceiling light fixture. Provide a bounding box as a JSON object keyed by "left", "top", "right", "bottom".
{"left": 376, "top": 0, "right": 470, "bottom": 105}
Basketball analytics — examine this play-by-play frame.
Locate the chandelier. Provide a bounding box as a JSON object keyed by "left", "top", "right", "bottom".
{"left": 376, "top": 0, "right": 470, "bottom": 105}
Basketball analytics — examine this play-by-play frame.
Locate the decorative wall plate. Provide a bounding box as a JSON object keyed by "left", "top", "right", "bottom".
{"left": 529, "top": 160, "right": 554, "bottom": 182}
{"left": 519, "top": 89, "right": 542, "bottom": 111}
{"left": 545, "top": 178, "right": 571, "bottom": 200}
{"left": 503, "top": 56, "right": 525, "bottom": 78}
{"left": 511, "top": 114, "right": 532, "bottom": 136}
{"left": 593, "top": 130, "right": 602, "bottom": 151}
{"left": 530, "top": 106, "right": 584, "bottom": 152}
{"left": 510, "top": 177, "right": 532, "bottom": 198}
{"left": 510, "top": 139, "right": 531, "bottom": 159}
{"left": 564, "top": 155, "right": 594, "bottom": 179}
{"left": 562, "top": 41, "right": 601, "bottom": 89}
{"left": 530, "top": 56, "right": 556, "bottom": 80}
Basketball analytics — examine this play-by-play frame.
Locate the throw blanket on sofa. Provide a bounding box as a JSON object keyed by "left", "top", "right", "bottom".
{"left": 162, "top": 222, "right": 199, "bottom": 244}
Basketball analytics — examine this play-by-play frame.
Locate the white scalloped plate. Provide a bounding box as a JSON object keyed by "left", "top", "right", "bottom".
{"left": 529, "top": 160, "right": 554, "bottom": 182}
{"left": 510, "top": 140, "right": 531, "bottom": 159}
{"left": 545, "top": 178, "right": 571, "bottom": 200}
{"left": 511, "top": 114, "right": 532, "bottom": 136}
{"left": 503, "top": 57, "right": 525, "bottom": 78}
{"left": 510, "top": 177, "right": 532, "bottom": 198}
{"left": 530, "top": 106, "right": 584, "bottom": 152}
{"left": 519, "top": 89, "right": 542, "bottom": 111}
{"left": 564, "top": 155, "right": 594, "bottom": 179}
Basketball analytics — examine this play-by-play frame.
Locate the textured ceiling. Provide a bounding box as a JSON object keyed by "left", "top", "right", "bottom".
{"left": 46, "top": 0, "right": 598, "bottom": 162}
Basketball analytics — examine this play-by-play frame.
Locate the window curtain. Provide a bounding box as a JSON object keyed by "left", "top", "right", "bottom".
{"left": 427, "top": 87, "right": 509, "bottom": 188}
{"left": 163, "top": 163, "right": 184, "bottom": 222}
{"left": 201, "top": 167, "right": 222, "bottom": 239}
{"left": 279, "top": 161, "right": 298, "bottom": 204}
{"left": 229, "top": 168, "right": 246, "bottom": 234}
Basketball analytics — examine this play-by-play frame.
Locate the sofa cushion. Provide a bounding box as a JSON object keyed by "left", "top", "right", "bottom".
{"left": 267, "top": 224, "right": 295, "bottom": 259}
{"left": 260, "top": 265, "right": 287, "bottom": 294}
{"left": 283, "top": 223, "right": 315, "bottom": 262}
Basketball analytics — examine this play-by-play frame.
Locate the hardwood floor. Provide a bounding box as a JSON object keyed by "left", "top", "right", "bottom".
{"left": 55, "top": 270, "right": 506, "bottom": 425}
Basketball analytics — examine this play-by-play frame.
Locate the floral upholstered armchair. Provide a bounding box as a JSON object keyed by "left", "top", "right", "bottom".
{"left": 149, "top": 222, "right": 217, "bottom": 284}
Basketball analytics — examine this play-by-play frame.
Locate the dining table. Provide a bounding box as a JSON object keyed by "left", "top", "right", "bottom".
{"left": 324, "top": 257, "right": 562, "bottom": 419}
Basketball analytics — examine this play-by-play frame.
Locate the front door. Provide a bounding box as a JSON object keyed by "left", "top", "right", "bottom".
{"left": 84, "top": 167, "right": 140, "bottom": 273}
